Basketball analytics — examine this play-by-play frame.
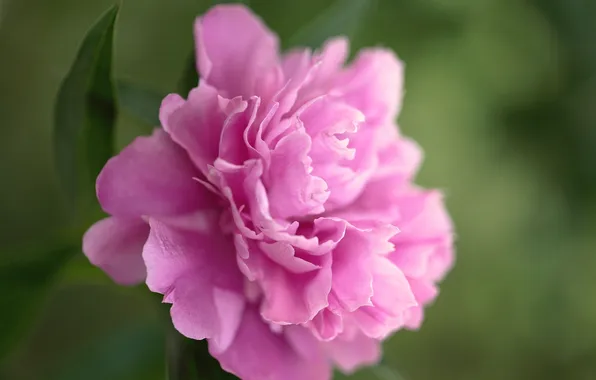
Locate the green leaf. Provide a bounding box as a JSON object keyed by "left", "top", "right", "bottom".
{"left": 52, "top": 321, "right": 164, "bottom": 380}
{"left": 166, "top": 327, "right": 237, "bottom": 380}
{"left": 287, "top": 0, "right": 375, "bottom": 49}
{"left": 53, "top": 5, "right": 119, "bottom": 215}
{"left": 117, "top": 80, "right": 165, "bottom": 127}
{"left": 177, "top": 54, "right": 199, "bottom": 97}
{"left": 0, "top": 243, "right": 77, "bottom": 362}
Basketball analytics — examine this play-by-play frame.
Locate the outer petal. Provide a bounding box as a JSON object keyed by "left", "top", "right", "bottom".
{"left": 323, "top": 331, "right": 381, "bottom": 374}
{"left": 194, "top": 4, "right": 282, "bottom": 99}
{"left": 143, "top": 220, "right": 244, "bottom": 352}
{"left": 82, "top": 217, "right": 148, "bottom": 285}
{"left": 337, "top": 49, "right": 404, "bottom": 126}
{"left": 352, "top": 256, "right": 418, "bottom": 339}
{"left": 97, "top": 129, "right": 211, "bottom": 217}
{"left": 403, "top": 278, "right": 438, "bottom": 330}
{"left": 210, "top": 307, "right": 331, "bottom": 380}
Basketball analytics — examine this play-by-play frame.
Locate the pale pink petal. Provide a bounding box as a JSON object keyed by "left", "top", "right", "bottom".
{"left": 97, "top": 129, "right": 211, "bottom": 217}
{"left": 403, "top": 279, "right": 439, "bottom": 330}
{"left": 324, "top": 331, "right": 381, "bottom": 374}
{"left": 352, "top": 256, "right": 417, "bottom": 339}
{"left": 82, "top": 217, "right": 148, "bottom": 285}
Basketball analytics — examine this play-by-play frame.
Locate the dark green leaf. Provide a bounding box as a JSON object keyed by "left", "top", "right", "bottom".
{"left": 166, "top": 326, "right": 237, "bottom": 380}
{"left": 287, "top": 0, "right": 375, "bottom": 49}
{"left": 177, "top": 54, "right": 199, "bottom": 97}
{"left": 53, "top": 5, "right": 119, "bottom": 214}
{"left": 52, "top": 321, "right": 164, "bottom": 380}
{"left": 0, "top": 243, "right": 77, "bottom": 362}
{"left": 117, "top": 80, "right": 165, "bottom": 126}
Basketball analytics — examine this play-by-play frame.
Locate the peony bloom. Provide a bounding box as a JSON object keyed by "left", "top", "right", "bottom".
{"left": 83, "top": 4, "right": 454, "bottom": 379}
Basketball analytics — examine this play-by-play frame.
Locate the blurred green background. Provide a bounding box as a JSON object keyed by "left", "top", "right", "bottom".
{"left": 1, "top": 0, "right": 596, "bottom": 379}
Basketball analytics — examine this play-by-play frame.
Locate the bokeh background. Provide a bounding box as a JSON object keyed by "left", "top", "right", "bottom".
{"left": 1, "top": 0, "right": 596, "bottom": 379}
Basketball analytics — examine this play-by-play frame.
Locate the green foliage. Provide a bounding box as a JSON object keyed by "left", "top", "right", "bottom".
{"left": 177, "top": 54, "right": 199, "bottom": 98}
{"left": 53, "top": 5, "right": 118, "bottom": 220}
{"left": 0, "top": 243, "right": 77, "bottom": 362}
{"left": 287, "top": 0, "right": 375, "bottom": 49}
{"left": 53, "top": 321, "right": 164, "bottom": 380}
{"left": 167, "top": 328, "right": 237, "bottom": 380}
{"left": 118, "top": 80, "right": 165, "bottom": 127}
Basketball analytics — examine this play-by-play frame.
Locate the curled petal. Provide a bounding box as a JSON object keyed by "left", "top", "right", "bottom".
{"left": 83, "top": 217, "right": 148, "bottom": 285}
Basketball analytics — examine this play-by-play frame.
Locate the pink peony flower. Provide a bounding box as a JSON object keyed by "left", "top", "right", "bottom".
{"left": 83, "top": 4, "right": 454, "bottom": 379}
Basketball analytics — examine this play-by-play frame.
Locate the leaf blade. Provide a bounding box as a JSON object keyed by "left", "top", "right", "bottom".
{"left": 0, "top": 243, "right": 78, "bottom": 362}
{"left": 53, "top": 5, "right": 119, "bottom": 212}
{"left": 117, "top": 80, "right": 165, "bottom": 127}
{"left": 287, "top": 0, "right": 375, "bottom": 49}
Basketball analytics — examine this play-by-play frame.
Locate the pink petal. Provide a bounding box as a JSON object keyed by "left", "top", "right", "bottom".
{"left": 143, "top": 220, "right": 244, "bottom": 351}
{"left": 403, "top": 279, "right": 439, "bottom": 330}
{"left": 97, "top": 129, "right": 212, "bottom": 217}
{"left": 330, "top": 228, "right": 375, "bottom": 312}
{"left": 194, "top": 4, "right": 282, "bottom": 99}
{"left": 82, "top": 217, "right": 148, "bottom": 285}
{"left": 337, "top": 49, "right": 404, "bottom": 126}
{"left": 258, "top": 252, "right": 332, "bottom": 325}
{"left": 323, "top": 331, "right": 381, "bottom": 374}
{"left": 160, "top": 86, "right": 223, "bottom": 170}
{"left": 307, "top": 294, "right": 344, "bottom": 341}
{"left": 211, "top": 307, "right": 331, "bottom": 380}
{"left": 352, "top": 256, "right": 417, "bottom": 339}
{"left": 266, "top": 130, "right": 329, "bottom": 218}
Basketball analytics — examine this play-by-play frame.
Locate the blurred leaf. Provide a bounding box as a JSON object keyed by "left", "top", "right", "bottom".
{"left": 53, "top": 5, "right": 118, "bottom": 213}
{"left": 0, "top": 243, "right": 77, "bottom": 362}
{"left": 177, "top": 54, "right": 199, "bottom": 97}
{"left": 52, "top": 321, "right": 164, "bottom": 380}
{"left": 287, "top": 0, "right": 375, "bottom": 49}
{"left": 167, "top": 328, "right": 237, "bottom": 380}
{"left": 118, "top": 80, "right": 165, "bottom": 127}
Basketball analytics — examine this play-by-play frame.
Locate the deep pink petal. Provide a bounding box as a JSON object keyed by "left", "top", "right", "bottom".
{"left": 97, "top": 129, "right": 211, "bottom": 217}
{"left": 211, "top": 307, "right": 331, "bottom": 380}
{"left": 143, "top": 220, "right": 244, "bottom": 351}
{"left": 266, "top": 131, "right": 329, "bottom": 218}
{"left": 337, "top": 49, "right": 404, "bottom": 125}
{"left": 82, "top": 217, "right": 148, "bottom": 285}
{"left": 194, "top": 4, "right": 282, "bottom": 99}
